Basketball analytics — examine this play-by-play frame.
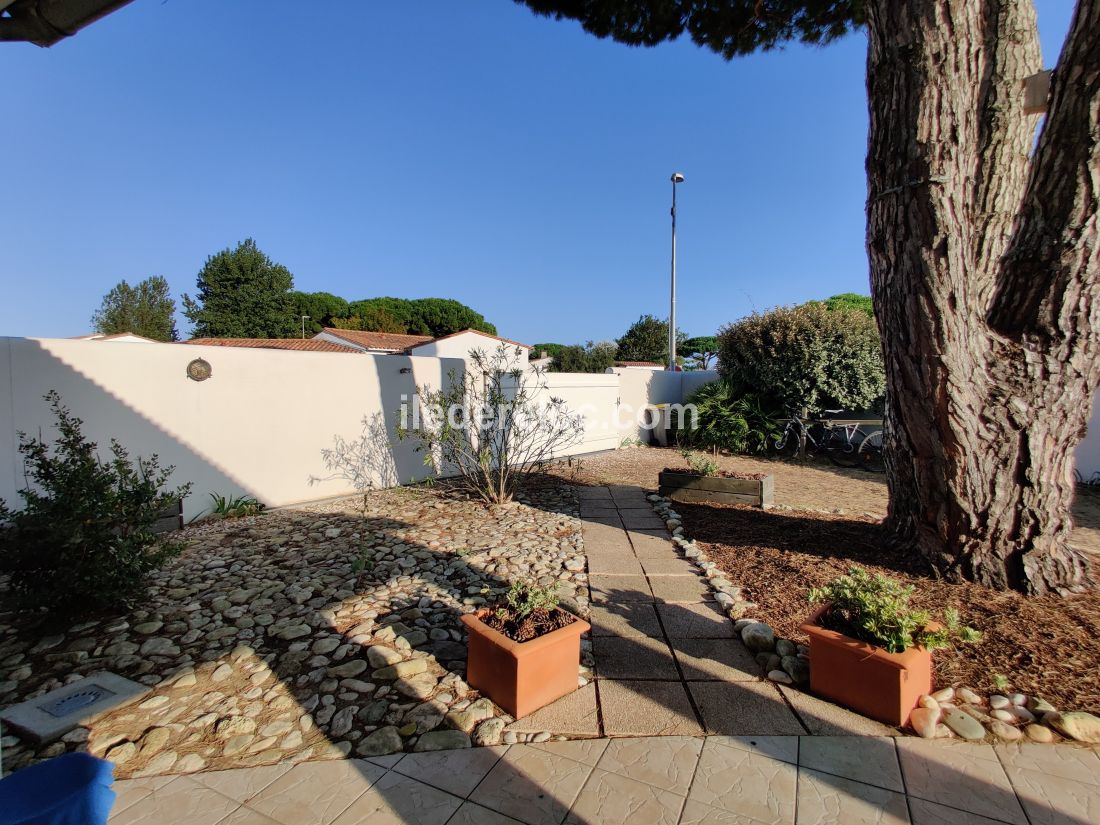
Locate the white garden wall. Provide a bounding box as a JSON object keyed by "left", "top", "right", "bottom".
{"left": 1075, "top": 391, "right": 1100, "bottom": 481}
{"left": 0, "top": 337, "right": 458, "bottom": 520}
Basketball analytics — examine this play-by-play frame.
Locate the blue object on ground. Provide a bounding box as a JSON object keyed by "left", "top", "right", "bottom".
{"left": 0, "top": 752, "right": 116, "bottom": 825}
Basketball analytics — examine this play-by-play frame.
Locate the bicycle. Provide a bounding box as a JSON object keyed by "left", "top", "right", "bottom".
{"left": 857, "top": 429, "right": 885, "bottom": 473}
{"left": 772, "top": 410, "right": 875, "bottom": 468}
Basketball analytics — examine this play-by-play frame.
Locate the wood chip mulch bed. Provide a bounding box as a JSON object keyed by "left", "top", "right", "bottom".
{"left": 681, "top": 501, "right": 1100, "bottom": 714}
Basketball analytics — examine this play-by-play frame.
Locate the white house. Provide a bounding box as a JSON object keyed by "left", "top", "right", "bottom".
{"left": 313, "top": 328, "right": 433, "bottom": 354}
{"left": 404, "top": 330, "right": 531, "bottom": 366}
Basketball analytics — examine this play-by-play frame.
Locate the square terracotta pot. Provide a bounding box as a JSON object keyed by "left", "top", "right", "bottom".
{"left": 800, "top": 604, "right": 932, "bottom": 726}
{"left": 460, "top": 608, "right": 589, "bottom": 719}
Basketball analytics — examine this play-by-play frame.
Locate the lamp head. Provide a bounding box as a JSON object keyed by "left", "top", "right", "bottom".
{"left": 671, "top": 172, "right": 685, "bottom": 183}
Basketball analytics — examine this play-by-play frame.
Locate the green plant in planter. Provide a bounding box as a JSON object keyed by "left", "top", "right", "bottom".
{"left": 680, "top": 449, "right": 720, "bottom": 477}
{"left": 808, "top": 567, "right": 981, "bottom": 653}
{"left": 497, "top": 580, "right": 560, "bottom": 621}
{"left": 207, "top": 492, "right": 264, "bottom": 518}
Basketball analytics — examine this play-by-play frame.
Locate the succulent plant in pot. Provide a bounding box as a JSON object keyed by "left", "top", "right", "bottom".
{"left": 461, "top": 580, "right": 589, "bottom": 719}
{"left": 801, "top": 567, "right": 980, "bottom": 726}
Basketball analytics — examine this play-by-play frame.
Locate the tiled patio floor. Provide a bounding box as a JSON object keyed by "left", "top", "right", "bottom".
{"left": 109, "top": 736, "right": 1100, "bottom": 824}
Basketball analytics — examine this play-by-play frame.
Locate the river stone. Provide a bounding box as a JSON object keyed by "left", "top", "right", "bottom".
{"left": 767, "top": 669, "right": 792, "bottom": 685}
{"left": 372, "top": 659, "right": 427, "bottom": 680}
{"left": 989, "top": 695, "right": 1011, "bottom": 710}
{"left": 277, "top": 624, "right": 311, "bottom": 641}
{"left": 1027, "top": 697, "right": 1056, "bottom": 715}
{"left": 105, "top": 742, "right": 137, "bottom": 765}
{"left": 329, "top": 707, "right": 357, "bottom": 737}
{"left": 930, "top": 687, "right": 955, "bottom": 703}
{"left": 367, "top": 646, "right": 404, "bottom": 668}
{"left": 404, "top": 700, "right": 448, "bottom": 733}
{"left": 988, "top": 720, "right": 1022, "bottom": 742}
{"left": 472, "top": 717, "right": 505, "bottom": 746}
{"left": 395, "top": 673, "right": 438, "bottom": 699}
{"left": 942, "top": 707, "right": 986, "bottom": 740}
{"left": 956, "top": 688, "right": 983, "bottom": 705}
{"left": 329, "top": 660, "right": 368, "bottom": 678}
{"left": 740, "top": 623, "right": 775, "bottom": 653}
{"left": 1049, "top": 712, "right": 1100, "bottom": 743}
{"left": 775, "top": 639, "right": 797, "bottom": 658}
{"left": 1024, "top": 724, "right": 1054, "bottom": 743}
{"left": 223, "top": 734, "right": 255, "bottom": 756}
{"left": 357, "top": 726, "right": 403, "bottom": 757}
{"left": 136, "top": 751, "right": 178, "bottom": 777}
{"left": 140, "top": 638, "right": 180, "bottom": 656}
{"left": 780, "top": 655, "right": 809, "bottom": 684}
{"left": 413, "top": 730, "right": 471, "bottom": 752}
{"left": 910, "top": 707, "right": 939, "bottom": 739}
{"left": 133, "top": 621, "right": 164, "bottom": 635}
{"left": 216, "top": 717, "right": 256, "bottom": 738}
{"left": 359, "top": 700, "right": 389, "bottom": 725}
{"left": 139, "top": 727, "right": 171, "bottom": 755}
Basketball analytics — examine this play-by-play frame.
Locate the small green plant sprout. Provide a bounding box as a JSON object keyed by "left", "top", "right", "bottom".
{"left": 620, "top": 437, "right": 645, "bottom": 448}
{"left": 351, "top": 546, "right": 375, "bottom": 575}
{"left": 808, "top": 567, "right": 982, "bottom": 654}
{"left": 504, "top": 580, "right": 560, "bottom": 619}
{"left": 991, "top": 673, "right": 1010, "bottom": 692}
{"left": 208, "top": 492, "right": 264, "bottom": 518}
{"left": 680, "top": 448, "right": 720, "bottom": 477}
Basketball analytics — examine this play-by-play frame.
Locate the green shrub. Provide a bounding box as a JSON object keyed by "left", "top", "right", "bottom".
{"left": 679, "top": 382, "right": 783, "bottom": 455}
{"left": 206, "top": 493, "right": 264, "bottom": 519}
{"left": 501, "top": 580, "right": 560, "bottom": 620}
{"left": 680, "top": 449, "right": 720, "bottom": 476}
{"left": 0, "top": 392, "right": 191, "bottom": 616}
{"left": 809, "top": 567, "right": 981, "bottom": 653}
{"left": 718, "top": 302, "right": 884, "bottom": 412}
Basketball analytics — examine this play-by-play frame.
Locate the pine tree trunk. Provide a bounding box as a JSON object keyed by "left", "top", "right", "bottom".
{"left": 865, "top": 0, "right": 1100, "bottom": 594}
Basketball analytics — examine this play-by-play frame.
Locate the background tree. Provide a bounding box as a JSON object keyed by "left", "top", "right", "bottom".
{"left": 289, "top": 291, "right": 350, "bottom": 335}
{"left": 822, "top": 293, "right": 874, "bottom": 318}
{"left": 182, "top": 239, "right": 296, "bottom": 338}
{"left": 515, "top": 0, "right": 1100, "bottom": 595}
{"left": 551, "top": 341, "right": 617, "bottom": 373}
{"left": 718, "top": 303, "right": 884, "bottom": 412}
{"left": 92, "top": 276, "right": 178, "bottom": 341}
{"left": 682, "top": 335, "right": 719, "bottom": 370}
{"left": 330, "top": 308, "right": 406, "bottom": 334}
{"left": 616, "top": 314, "right": 687, "bottom": 364}
{"left": 347, "top": 297, "right": 497, "bottom": 337}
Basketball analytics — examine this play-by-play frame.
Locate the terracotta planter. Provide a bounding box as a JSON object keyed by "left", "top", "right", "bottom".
{"left": 460, "top": 608, "right": 589, "bottom": 719}
{"left": 800, "top": 604, "right": 932, "bottom": 726}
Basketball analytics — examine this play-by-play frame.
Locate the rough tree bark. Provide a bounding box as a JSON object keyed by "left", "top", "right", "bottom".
{"left": 866, "top": 0, "right": 1100, "bottom": 594}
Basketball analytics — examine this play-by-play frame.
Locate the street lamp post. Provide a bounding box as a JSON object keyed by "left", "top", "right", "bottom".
{"left": 669, "top": 172, "right": 684, "bottom": 371}
{"left": 301, "top": 315, "right": 310, "bottom": 340}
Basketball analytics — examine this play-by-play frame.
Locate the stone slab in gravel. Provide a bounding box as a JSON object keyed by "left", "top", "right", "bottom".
{"left": 656, "top": 603, "right": 736, "bottom": 639}
{"left": 505, "top": 684, "right": 600, "bottom": 737}
{"left": 671, "top": 638, "right": 760, "bottom": 682}
{"left": 776, "top": 687, "right": 895, "bottom": 737}
{"left": 587, "top": 604, "right": 663, "bottom": 639}
{"left": 589, "top": 575, "right": 652, "bottom": 602}
{"left": 598, "top": 680, "right": 703, "bottom": 737}
{"left": 647, "top": 576, "right": 713, "bottom": 603}
{"left": 592, "top": 636, "right": 679, "bottom": 681}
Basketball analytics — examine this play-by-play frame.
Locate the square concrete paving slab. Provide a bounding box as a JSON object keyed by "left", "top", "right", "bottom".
{"left": 906, "top": 797, "right": 1013, "bottom": 825}
{"left": 219, "top": 806, "right": 284, "bottom": 824}
{"left": 796, "top": 767, "right": 910, "bottom": 825}
{"left": 587, "top": 554, "right": 646, "bottom": 575}
{"left": 689, "top": 682, "right": 808, "bottom": 736}
{"left": 108, "top": 775, "right": 178, "bottom": 820}
{"left": 565, "top": 768, "right": 686, "bottom": 825}
{"left": 657, "top": 602, "right": 736, "bottom": 638}
{"left": 688, "top": 737, "right": 798, "bottom": 824}
{"left": 896, "top": 739, "right": 1027, "bottom": 825}
{"left": 583, "top": 516, "right": 625, "bottom": 528}
{"left": 583, "top": 533, "right": 636, "bottom": 556}
{"left": 576, "top": 484, "right": 613, "bottom": 498}
{"left": 578, "top": 501, "right": 622, "bottom": 516}
{"left": 620, "top": 513, "right": 669, "bottom": 530}
{"left": 597, "top": 736, "right": 704, "bottom": 795}
{"left": 589, "top": 602, "right": 663, "bottom": 638}
{"left": 581, "top": 521, "right": 627, "bottom": 542}
{"left": 528, "top": 738, "right": 609, "bottom": 766}
{"left": 593, "top": 635, "right": 679, "bottom": 680}
{"left": 470, "top": 746, "right": 594, "bottom": 825}
{"left": 590, "top": 574, "right": 652, "bottom": 601}
{"left": 630, "top": 533, "right": 682, "bottom": 558}
{"left": 598, "top": 680, "right": 704, "bottom": 736}
{"left": 671, "top": 638, "right": 760, "bottom": 681}
{"left": 639, "top": 557, "right": 699, "bottom": 576}
{"left": 705, "top": 735, "right": 799, "bottom": 765}
{"left": 1001, "top": 763, "right": 1100, "bottom": 825}
{"left": 247, "top": 759, "right": 385, "bottom": 825}
{"left": 993, "top": 741, "right": 1100, "bottom": 785}
{"left": 449, "top": 802, "right": 526, "bottom": 825}
{"left": 777, "top": 686, "right": 896, "bottom": 737}
{"left": 109, "top": 776, "right": 242, "bottom": 825}
{"left": 648, "top": 576, "right": 712, "bottom": 603}
{"left": 393, "top": 745, "right": 509, "bottom": 798}
{"left": 505, "top": 683, "right": 600, "bottom": 736}
{"left": 329, "top": 771, "right": 462, "bottom": 825}
{"left": 798, "top": 736, "right": 904, "bottom": 792}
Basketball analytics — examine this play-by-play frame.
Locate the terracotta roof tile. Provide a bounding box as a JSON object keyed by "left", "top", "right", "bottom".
{"left": 404, "top": 329, "right": 531, "bottom": 351}
{"left": 320, "top": 328, "right": 434, "bottom": 351}
{"left": 185, "top": 338, "right": 362, "bottom": 354}
{"left": 615, "top": 361, "right": 664, "bottom": 367}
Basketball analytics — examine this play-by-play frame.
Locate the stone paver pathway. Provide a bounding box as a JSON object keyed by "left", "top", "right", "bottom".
{"left": 521, "top": 484, "right": 889, "bottom": 739}
{"left": 108, "top": 735, "right": 1100, "bottom": 824}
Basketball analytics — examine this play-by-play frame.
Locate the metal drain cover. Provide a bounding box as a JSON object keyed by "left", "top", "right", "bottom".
{"left": 40, "top": 686, "right": 116, "bottom": 718}
{"left": 1, "top": 671, "right": 150, "bottom": 743}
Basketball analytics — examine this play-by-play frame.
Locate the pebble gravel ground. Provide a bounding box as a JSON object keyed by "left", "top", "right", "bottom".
{"left": 0, "top": 482, "right": 590, "bottom": 778}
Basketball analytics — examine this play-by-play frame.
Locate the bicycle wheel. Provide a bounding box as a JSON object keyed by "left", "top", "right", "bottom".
{"left": 824, "top": 425, "right": 861, "bottom": 467}
{"left": 771, "top": 423, "right": 801, "bottom": 457}
{"left": 858, "top": 430, "right": 886, "bottom": 473}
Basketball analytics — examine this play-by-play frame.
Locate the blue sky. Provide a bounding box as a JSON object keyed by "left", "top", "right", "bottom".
{"left": 0, "top": 1, "right": 1074, "bottom": 345}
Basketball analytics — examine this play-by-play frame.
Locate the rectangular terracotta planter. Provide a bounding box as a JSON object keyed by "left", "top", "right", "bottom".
{"left": 800, "top": 604, "right": 932, "bottom": 726}
{"left": 460, "top": 608, "right": 589, "bottom": 719}
{"left": 658, "top": 470, "right": 773, "bottom": 508}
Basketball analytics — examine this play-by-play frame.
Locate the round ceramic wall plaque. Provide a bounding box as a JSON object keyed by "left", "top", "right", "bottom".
{"left": 186, "top": 358, "right": 212, "bottom": 382}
